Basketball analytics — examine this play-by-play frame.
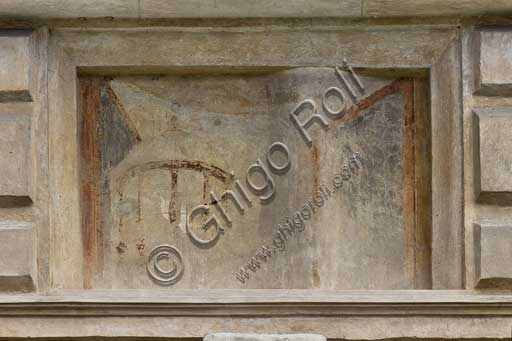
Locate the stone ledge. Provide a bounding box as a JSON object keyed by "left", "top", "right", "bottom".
{"left": 1, "top": 291, "right": 512, "bottom": 338}
{"left": 0, "top": 0, "right": 511, "bottom": 19}
{"left": 0, "top": 314, "right": 511, "bottom": 339}
{"left": 2, "top": 290, "right": 512, "bottom": 316}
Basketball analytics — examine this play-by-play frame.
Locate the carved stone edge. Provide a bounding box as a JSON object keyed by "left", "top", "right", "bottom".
{"left": 1, "top": 290, "right": 512, "bottom": 316}
{"left": 0, "top": 1, "right": 511, "bottom": 20}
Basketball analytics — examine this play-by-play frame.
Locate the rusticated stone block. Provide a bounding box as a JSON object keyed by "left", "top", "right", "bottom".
{"left": 473, "top": 28, "right": 512, "bottom": 96}
{"left": 205, "top": 334, "right": 326, "bottom": 341}
{"left": 0, "top": 31, "right": 32, "bottom": 102}
{"left": 0, "top": 221, "right": 35, "bottom": 292}
{"left": 0, "top": 0, "right": 138, "bottom": 19}
{"left": 141, "top": 0, "right": 361, "bottom": 18}
{"left": 364, "top": 1, "right": 512, "bottom": 17}
{"left": 473, "top": 108, "right": 512, "bottom": 204}
{"left": 0, "top": 114, "right": 31, "bottom": 206}
{"left": 475, "top": 224, "right": 512, "bottom": 288}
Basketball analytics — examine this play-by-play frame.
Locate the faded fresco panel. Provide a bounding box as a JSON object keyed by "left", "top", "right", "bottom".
{"left": 79, "top": 67, "right": 431, "bottom": 289}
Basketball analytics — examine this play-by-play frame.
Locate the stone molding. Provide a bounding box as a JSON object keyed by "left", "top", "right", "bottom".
{"left": 2, "top": 290, "right": 512, "bottom": 316}
{"left": 2, "top": 291, "right": 512, "bottom": 339}
{"left": 0, "top": 0, "right": 511, "bottom": 20}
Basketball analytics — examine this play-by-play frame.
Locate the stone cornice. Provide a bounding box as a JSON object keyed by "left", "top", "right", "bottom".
{"left": 1, "top": 290, "right": 512, "bottom": 316}
{"left": 0, "top": 1, "right": 511, "bottom": 20}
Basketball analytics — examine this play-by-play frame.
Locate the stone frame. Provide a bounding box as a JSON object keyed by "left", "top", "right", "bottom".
{"left": 0, "top": 22, "right": 486, "bottom": 339}
{"left": 47, "top": 24, "right": 464, "bottom": 290}
{"left": 48, "top": 25, "right": 464, "bottom": 291}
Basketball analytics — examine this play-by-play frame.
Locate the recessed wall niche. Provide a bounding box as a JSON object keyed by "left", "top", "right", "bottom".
{"left": 78, "top": 68, "right": 432, "bottom": 290}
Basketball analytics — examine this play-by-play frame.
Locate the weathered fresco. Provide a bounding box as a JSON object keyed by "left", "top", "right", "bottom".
{"left": 79, "top": 68, "right": 431, "bottom": 289}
